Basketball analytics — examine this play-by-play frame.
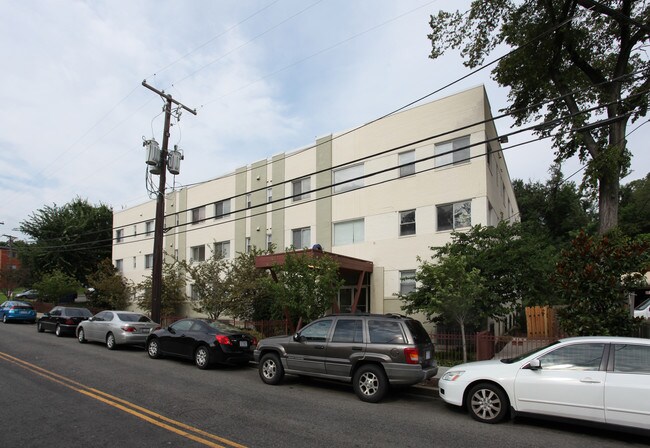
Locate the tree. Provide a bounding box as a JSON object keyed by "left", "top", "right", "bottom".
{"left": 180, "top": 252, "right": 232, "bottom": 319}
{"left": 85, "top": 258, "right": 131, "bottom": 310}
{"left": 19, "top": 198, "right": 112, "bottom": 284}
{"left": 619, "top": 173, "right": 650, "bottom": 236}
{"left": 267, "top": 251, "right": 344, "bottom": 329}
{"left": 554, "top": 230, "right": 650, "bottom": 336}
{"left": 228, "top": 248, "right": 276, "bottom": 321}
{"left": 33, "top": 270, "right": 80, "bottom": 303}
{"left": 429, "top": 1, "right": 650, "bottom": 233}
{"left": 400, "top": 253, "right": 487, "bottom": 363}
{"left": 136, "top": 260, "right": 186, "bottom": 319}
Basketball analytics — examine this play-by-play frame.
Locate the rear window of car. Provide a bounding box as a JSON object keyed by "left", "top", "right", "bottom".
{"left": 207, "top": 320, "right": 242, "bottom": 333}
{"left": 117, "top": 313, "right": 152, "bottom": 323}
{"left": 14, "top": 304, "right": 34, "bottom": 310}
{"left": 66, "top": 308, "right": 92, "bottom": 317}
{"left": 403, "top": 320, "right": 432, "bottom": 345}
{"left": 368, "top": 320, "right": 405, "bottom": 344}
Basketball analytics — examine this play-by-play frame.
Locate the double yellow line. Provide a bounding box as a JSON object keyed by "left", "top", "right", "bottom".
{"left": 0, "top": 351, "right": 247, "bottom": 448}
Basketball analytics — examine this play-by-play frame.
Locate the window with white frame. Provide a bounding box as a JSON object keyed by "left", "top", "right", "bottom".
{"left": 214, "top": 241, "right": 230, "bottom": 259}
{"left": 145, "top": 254, "right": 154, "bottom": 269}
{"left": 399, "top": 210, "right": 416, "bottom": 236}
{"left": 115, "top": 229, "right": 124, "bottom": 243}
{"left": 266, "top": 234, "right": 273, "bottom": 251}
{"left": 115, "top": 259, "right": 123, "bottom": 273}
{"left": 132, "top": 257, "right": 136, "bottom": 269}
{"left": 292, "top": 227, "right": 311, "bottom": 249}
{"left": 434, "top": 136, "right": 470, "bottom": 167}
{"left": 292, "top": 177, "right": 311, "bottom": 201}
{"left": 400, "top": 270, "right": 416, "bottom": 295}
{"left": 333, "top": 219, "right": 364, "bottom": 246}
{"left": 191, "top": 206, "right": 205, "bottom": 224}
{"left": 245, "top": 237, "right": 251, "bottom": 254}
{"left": 246, "top": 193, "right": 252, "bottom": 209}
{"left": 133, "top": 225, "right": 137, "bottom": 236}
{"left": 333, "top": 164, "right": 364, "bottom": 193}
{"left": 191, "top": 245, "right": 206, "bottom": 262}
{"left": 215, "top": 200, "right": 231, "bottom": 219}
{"left": 145, "top": 220, "right": 154, "bottom": 236}
{"left": 267, "top": 188, "right": 273, "bottom": 203}
{"left": 399, "top": 150, "right": 415, "bottom": 177}
{"left": 437, "top": 200, "right": 472, "bottom": 231}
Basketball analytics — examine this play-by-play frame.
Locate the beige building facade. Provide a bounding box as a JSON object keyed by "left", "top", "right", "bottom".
{"left": 113, "top": 85, "right": 519, "bottom": 323}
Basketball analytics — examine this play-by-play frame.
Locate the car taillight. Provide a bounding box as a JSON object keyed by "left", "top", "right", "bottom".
{"left": 215, "top": 334, "right": 232, "bottom": 345}
{"left": 121, "top": 325, "right": 137, "bottom": 333}
{"left": 404, "top": 347, "right": 420, "bottom": 364}
{"left": 64, "top": 319, "right": 75, "bottom": 325}
{"left": 251, "top": 337, "right": 258, "bottom": 346}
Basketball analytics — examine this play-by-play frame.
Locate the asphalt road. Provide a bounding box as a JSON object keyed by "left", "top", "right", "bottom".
{"left": 0, "top": 321, "right": 647, "bottom": 448}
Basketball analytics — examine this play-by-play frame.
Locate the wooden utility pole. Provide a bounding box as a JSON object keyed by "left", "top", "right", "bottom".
{"left": 142, "top": 81, "right": 196, "bottom": 324}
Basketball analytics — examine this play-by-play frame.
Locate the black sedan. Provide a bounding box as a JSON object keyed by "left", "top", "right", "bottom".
{"left": 37, "top": 306, "right": 93, "bottom": 336}
{"left": 146, "top": 318, "right": 257, "bottom": 369}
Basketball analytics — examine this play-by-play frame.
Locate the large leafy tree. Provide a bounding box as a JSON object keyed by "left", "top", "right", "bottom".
{"left": 554, "top": 230, "right": 649, "bottom": 335}
{"left": 400, "top": 253, "right": 486, "bottom": 363}
{"left": 228, "top": 248, "right": 276, "bottom": 321}
{"left": 19, "top": 198, "right": 112, "bottom": 284}
{"left": 33, "top": 270, "right": 80, "bottom": 303}
{"left": 619, "top": 172, "right": 650, "bottom": 236}
{"left": 85, "top": 258, "right": 131, "bottom": 310}
{"left": 180, "top": 252, "right": 232, "bottom": 319}
{"left": 136, "top": 260, "right": 186, "bottom": 320}
{"left": 429, "top": 1, "right": 650, "bottom": 233}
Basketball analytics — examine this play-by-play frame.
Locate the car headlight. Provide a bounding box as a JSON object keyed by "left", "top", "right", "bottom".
{"left": 441, "top": 370, "right": 465, "bottom": 382}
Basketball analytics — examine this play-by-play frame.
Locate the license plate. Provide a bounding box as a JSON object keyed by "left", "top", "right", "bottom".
{"left": 19, "top": 310, "right": 29, "bottom": 315}
{"left": 425, "top": 350, "right": 431, "bottom": 360}
{"left": 240, "top": 341, "right": 248, "bottom": 348}
{"left": 141, "top": 328, "right": 151, "bottom": 333}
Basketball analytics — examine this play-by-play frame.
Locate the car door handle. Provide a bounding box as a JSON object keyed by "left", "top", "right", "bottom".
{"left": 351, "top": 346, "right": 363, "bottom": 351}
{"left": 580, "top": 377, "right": 601, "bottom": 384}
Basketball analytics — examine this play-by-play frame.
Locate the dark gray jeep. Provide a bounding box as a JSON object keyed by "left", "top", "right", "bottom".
{"left": 254, "top": 313, "right": 437, "bottom": 402}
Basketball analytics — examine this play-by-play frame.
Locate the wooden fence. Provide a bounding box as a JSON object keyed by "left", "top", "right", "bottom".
{"left": 525, "top": 306, "right": 559, "bottom": 338}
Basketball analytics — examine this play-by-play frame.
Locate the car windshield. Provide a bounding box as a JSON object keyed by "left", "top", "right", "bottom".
{"left": 117, "top": 313, "right": 152, "bottom": 323}
{"left": 500, "top": 340, "right": 560, "bottom": 364}
{"left": 206, "top": 320, "right": 243, "bottom": 333}
{"left": 635, "top": 297, "right": 650, "bottom": 311}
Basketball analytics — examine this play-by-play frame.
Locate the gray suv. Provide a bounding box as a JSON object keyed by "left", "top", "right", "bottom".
{"left": 254, "top": 313, "right": 437, "bottom": 402}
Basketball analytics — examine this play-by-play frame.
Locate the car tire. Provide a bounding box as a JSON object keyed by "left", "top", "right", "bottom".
{"left": 353, "top": 364, "right": 388, "bottom": 403}
{"left": 106, "top": 333, "right": 117, "bottom": 350}
{"left": 467, "top": 383, "right": 509, "bottom": 424}
{"left": 55, "top": 324, "right": 62, "bottom": 337}
{"left": 259, "top": 352, "right": 284, "bottom": 385}
{"left": 147, "top": 338, "right": 162, "bottom": 359}
{"left": 37, "top": 322, "right": 45, "bottom": 333}
{"left": 77, "top": 328, "right": 86, "bottom": 343}
{"left": 194, "top": 345, "right": 211, "bottom": 370}
{"left": 2, "top": 314, "right": 7, "bottom": 323}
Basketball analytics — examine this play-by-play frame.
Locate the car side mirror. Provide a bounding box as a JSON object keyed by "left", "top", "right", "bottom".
{"left": 43, "top": 313, "right": 50, "bottom": 318}
{"left": 527, "top": 358, "right": 542, "bottom": 370}
{"left": 293, "top": 333, "right": 304, "bottom": 342}
{"left": 168, "top": 327, "right": 176, "bottom": 334}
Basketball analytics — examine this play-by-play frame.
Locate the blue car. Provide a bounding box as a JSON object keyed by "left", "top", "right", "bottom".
{"left": 0, "top": 301, "right": 37, "bottom": 324}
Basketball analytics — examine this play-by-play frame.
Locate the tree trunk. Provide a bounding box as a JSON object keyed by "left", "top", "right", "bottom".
{"left": 598, "top": 167, "right": 619, "bottom": 234}
{"left": 459, "top": 318, "right": 467, "bottom": 364}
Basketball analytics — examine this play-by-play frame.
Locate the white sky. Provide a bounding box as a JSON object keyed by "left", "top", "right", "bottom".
{"left": 1, "top": 0, "right": 648, "bottom": 240}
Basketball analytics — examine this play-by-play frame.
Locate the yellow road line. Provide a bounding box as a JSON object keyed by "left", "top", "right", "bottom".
{"left": 0, "top": 351, "right": 247, "bottom": 448}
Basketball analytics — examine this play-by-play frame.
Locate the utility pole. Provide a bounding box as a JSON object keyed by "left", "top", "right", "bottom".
{"left": 142, "top": 81, "right": 196, "bottom": 324}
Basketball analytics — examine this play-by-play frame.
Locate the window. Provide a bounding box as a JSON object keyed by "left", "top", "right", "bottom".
{"left": 246, "top": 193, "right": 252, "bottom": 209}
{"left": 435, "top": 136, "right": 470, "bottom": 167}
{"left": 266, "top": 234, "right": 273, "bottom": 251}
{"left": 133, "top": 225, "right": 137, "bottom": 236}
{"left": 115, "top": 259, "right": 123, "bottom": 273}
{"left": 191, "top": 206, "right": 205, "bottom": 224}
{"left": 145, "top": 254, "right": 154, "bottom": 269}
{"left": 299, "top": 319, "right": 333, "bottom": 342}
{"left": 292, "top": 177, "right": 311, "bottom": 201}
{"left": 132, "top": 257, "right": 136, "bottom": 269}
{"left": 613, "top": 344, "right": 650, "bottom": 373}
{"left": 215, "top": 200, "right": 230, "bottom": 219}
{"left": 399, "top": 150, "right": 415, "bottom": 177}
{"left": 538, "top": 343, "right": 605, "bottom": 371}
{"left": 115, "top": 229, "right": 124, "bottom": 243}
{"left": 333, "top": 164, "right": 364, "bottom": 193}
{"left": 437, "top": 201, "right": 471, "bottom": 231}
{"left": 333, "top": 219, "right": 364, "bottom": 246}
{"left": 292, "top": 227, "right": 311, "bottom": 249}
{"left": 191, "top": 245, "right": 206, "bottom": 262}
{"left": 245, "top": 237, "right": 251, "bottom": 254}
{"left": 400, "top": 270, "right": 416, "bottom": 295}
{"left": 267, "top": 188, "right": 273, "bottom": 203}
{"left": 368, "top": 320, "right": 405, "bottom": 344}
{"left": 214, "top": 241, "right": 230, "bottom": 259}
{"left": 190, "top": 284, "right": 200, "bottom": 301}
{"left": 145, "top": 220, "right": 154, "bottom": 236}
{"left": 332, "top": 319, "right": 363, "bottom": 343}
{"left": 399, "top": 210, "right": 416, "bottom": 236}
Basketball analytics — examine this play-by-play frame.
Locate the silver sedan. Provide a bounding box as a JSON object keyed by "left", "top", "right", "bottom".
{"left": 76, "top": 310, "right": 159, "bottom": 350}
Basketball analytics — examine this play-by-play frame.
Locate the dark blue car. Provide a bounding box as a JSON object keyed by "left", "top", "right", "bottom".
{"left": 0, "top": 301, "right": 37, "bottom": 324}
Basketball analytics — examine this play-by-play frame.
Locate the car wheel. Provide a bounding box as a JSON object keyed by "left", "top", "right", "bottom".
{"left": 37, "top": 322, "right": 44, "bottom": 333}
{"left": 147, "top": 338, "right": 161, "bottom": 359}
{"left": 194, "top": 345, "right": 211, "bottom": 369}
{"left": 2, "top": 314, "right": 7, "bottom": 323}
{"left": 259, "top": 352, "right": 284, "bottom": 385}
{"left": 467, "top": 383, "right": 509, "bottom": 424}
{"left": 353, "top": 364, "right": 388, "bottom": 403}
{"left": 77, "top": 328, "right": 86, "bottom": 343}
{"left": 106, "top": 333, "right": 117, "bottom": 350}
{"left": 55, "top": 324, "right": 62, "bottom": 337}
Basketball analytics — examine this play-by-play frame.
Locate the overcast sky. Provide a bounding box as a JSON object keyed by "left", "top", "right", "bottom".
{"left": 1, "top": 0, "right": 648, "bottom": 241}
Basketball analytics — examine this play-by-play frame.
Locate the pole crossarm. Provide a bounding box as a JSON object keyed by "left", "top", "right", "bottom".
{"left": 142, "top": 80, "right": 197, "bottom": 116}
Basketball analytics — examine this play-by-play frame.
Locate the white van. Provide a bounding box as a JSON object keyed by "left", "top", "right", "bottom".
{"left": 634, "top": 297, "right": 650, "bottom": 319}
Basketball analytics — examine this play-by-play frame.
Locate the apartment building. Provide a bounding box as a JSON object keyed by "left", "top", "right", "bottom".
{"left": 113, "top": 85, "right": 519, "bottom": 319}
